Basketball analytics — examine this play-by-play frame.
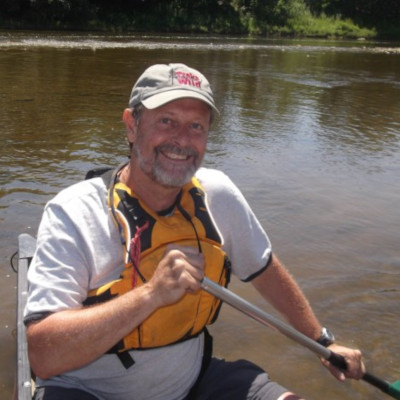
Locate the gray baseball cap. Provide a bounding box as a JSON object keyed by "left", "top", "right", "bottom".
{"left": 129, "top": 63, "right": 219, "bottom": 114}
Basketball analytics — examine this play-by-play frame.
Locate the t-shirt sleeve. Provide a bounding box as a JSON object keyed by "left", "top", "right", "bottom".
{"left": 24, "top": 200, "right": 91, "bottom": 321}
{"left": 197, "top": 168, "right": 272, "bottom": 281}
{"left": 24, "top": 178, "right": 119, "bottom": 322}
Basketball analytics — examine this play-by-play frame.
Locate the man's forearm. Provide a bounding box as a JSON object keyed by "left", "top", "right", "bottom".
{"left": 26, "top": 283, "right": 159, "bottom": 379}
{"left": 251, "top": 254, "right": 322, "bottom": 340}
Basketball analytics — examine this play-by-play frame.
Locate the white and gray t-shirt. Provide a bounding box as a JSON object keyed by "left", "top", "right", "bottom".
{"left": 25, "top": 167, "right": 272, "bottom": 400}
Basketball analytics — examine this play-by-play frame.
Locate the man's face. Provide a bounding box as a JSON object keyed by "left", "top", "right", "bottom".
{"left": 131, "top": 98, "right": 211, "bottom": 188}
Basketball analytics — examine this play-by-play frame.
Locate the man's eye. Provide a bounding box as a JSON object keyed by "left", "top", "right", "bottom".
{"left": 191, "top": 123, "right": 203, "bottom": 131}
{"left": 157, "top": 118, "right": 174, "bottom": 130}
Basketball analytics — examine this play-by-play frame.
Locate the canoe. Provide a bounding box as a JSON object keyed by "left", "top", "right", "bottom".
{"left": 14, "top": 233, "right": 36, "bottom": 400}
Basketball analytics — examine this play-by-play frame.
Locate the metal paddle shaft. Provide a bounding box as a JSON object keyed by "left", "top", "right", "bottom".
{"left": 201, "top": 277, "right": 400, "bottom": 399}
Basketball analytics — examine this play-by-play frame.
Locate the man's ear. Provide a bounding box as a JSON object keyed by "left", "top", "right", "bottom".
{"left": 122, "top": 108, "right": 137, "bottom": 144}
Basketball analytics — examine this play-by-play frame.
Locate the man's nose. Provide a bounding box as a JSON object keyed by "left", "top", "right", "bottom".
{"left": 172, "top": 123, "right": 192, "bottom": 144}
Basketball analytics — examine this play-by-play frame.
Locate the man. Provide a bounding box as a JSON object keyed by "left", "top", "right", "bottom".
{"left": 25, "top": 63, "right": 365, "bottom": 400}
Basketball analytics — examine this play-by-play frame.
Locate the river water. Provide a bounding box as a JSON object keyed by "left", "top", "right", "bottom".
{"left": 1, "top": 31, "right": 399, "bottom": 399}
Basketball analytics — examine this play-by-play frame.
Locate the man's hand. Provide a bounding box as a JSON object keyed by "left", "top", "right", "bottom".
{"left": 321, "top": 344, "right": 365, "bottom": 381}
{"left": 148, "top": 244, "right": 205, "bottom": 307}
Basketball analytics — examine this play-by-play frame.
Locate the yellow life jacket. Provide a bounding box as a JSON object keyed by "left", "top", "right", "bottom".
{"left": 84, "top": 171, "right": 230, "bottom": 355}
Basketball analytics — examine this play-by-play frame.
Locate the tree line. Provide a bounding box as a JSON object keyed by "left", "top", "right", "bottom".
{"left": 1, "top": 0, "right": 399, "bottom": 39}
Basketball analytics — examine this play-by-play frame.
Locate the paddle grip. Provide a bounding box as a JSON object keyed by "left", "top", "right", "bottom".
{"left": 327, "top": 351, "right": 347, "bottom": 371}
{"left": 362, "top": 372, "right": 390, "bottom": 394}
{"left": 329, "top": 352, "right": 395, "bottom": 396}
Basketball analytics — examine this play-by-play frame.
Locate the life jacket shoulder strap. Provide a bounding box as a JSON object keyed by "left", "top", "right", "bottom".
{"left": 85, "top": 166, "right": 118, "bottom": 190}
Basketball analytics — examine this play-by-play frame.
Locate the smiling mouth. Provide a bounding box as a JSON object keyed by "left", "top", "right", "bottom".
{"left": 163, "top": 151, "right": 191, "bottom": 161}
{"left": 158, "top": 144, "right": 197, "bottom": 162}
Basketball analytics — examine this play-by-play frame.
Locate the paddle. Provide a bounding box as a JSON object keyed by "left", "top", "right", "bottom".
{"left": 201, "top": 277, "right": 400, "bottom": 399}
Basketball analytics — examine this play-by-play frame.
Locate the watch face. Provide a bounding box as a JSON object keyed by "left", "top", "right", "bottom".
{"left": 326, "top": 329, "right": 335, "bottom": 342}
{"left": 318, "top": 328, "right": 335, "bottom": 347}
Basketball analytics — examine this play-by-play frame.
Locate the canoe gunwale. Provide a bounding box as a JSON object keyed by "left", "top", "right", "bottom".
{"left": 16, "top": 233, "right": 36, "bottom": 400}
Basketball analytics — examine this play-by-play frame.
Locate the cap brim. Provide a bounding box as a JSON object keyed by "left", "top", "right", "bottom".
{"left": 141, "top": 89, "right": 219, "bottom": 114}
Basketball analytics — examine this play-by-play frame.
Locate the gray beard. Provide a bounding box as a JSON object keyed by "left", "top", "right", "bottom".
{"left": 134, "top": 142, "right": 202, "bottom": 188}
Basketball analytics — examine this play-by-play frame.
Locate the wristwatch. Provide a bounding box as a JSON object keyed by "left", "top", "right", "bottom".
{"left": 316, "top": 327, "right": 335, "bottom": 347}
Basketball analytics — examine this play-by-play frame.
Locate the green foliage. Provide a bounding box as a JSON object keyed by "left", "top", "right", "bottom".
{"left": 0, "top": 0, "right": 397, "bottom": 39}
{"left": 287, "top": 12, "right": 376, "bottom": 38}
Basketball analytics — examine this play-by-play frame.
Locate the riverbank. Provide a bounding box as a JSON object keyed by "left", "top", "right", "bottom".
{"left": 372, "top": 47, "right": 400, "bottom": 54}
{"left": 1, "top": 2, "right": 399, "bottom": 41}
{"left": 1, "top": 31, "right": 399, "bottom": 54}
{"left": 0, "top": 22, "right": 379, "bottom": 41}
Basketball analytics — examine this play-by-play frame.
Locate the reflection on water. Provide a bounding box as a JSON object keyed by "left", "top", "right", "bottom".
{"left": 1, "top": 32, "right": 399, "bottom": 399}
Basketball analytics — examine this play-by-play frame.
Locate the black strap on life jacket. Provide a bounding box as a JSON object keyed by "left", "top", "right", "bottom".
{"left": 85, "top": 166, "right": 113, "bottom": 182}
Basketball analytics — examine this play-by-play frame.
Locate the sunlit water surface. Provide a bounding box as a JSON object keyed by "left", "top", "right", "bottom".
{"left": 1, "top": 32, "right": 399, "bottom": 399}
